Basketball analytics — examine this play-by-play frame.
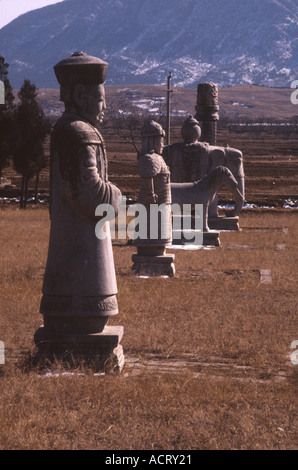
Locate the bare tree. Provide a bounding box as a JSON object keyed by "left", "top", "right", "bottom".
{"left": 108, "top": 90, "right": 167, "bottom": 155}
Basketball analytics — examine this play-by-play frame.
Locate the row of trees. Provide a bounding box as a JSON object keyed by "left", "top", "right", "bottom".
{"left": 0, "top": 57, "right": 51, "bottom": 208}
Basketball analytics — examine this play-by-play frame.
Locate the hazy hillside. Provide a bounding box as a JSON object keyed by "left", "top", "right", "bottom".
{"left": 0, "top": 0, "right": 297, "bottom": 89}
{"left": 32, "top": 84, "right": 297, "bottom": 123}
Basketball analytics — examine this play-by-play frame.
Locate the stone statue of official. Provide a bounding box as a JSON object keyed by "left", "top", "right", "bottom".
{"left": 131, "top": 120, "right": 175, "bottom": 277}
{"left": 136, "top": 120, "right": 172, "bottom": 247}
{"left": 37, "top": 52, "right": 122, "bottom": 342}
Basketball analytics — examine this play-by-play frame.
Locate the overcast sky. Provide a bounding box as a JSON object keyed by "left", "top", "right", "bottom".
{"left": 0, "top": 0, "right": 65, "bottom": 29}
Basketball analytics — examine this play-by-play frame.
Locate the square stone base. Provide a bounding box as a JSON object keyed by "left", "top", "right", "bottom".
{"left": 173, "top": 214, "right": 239, "bottom": 232}
{"left": 132, "top": 253, "right": 175, "bottom": 277}
{"left": 34, "top": 325, "right": 124, "bottom": 373}
{"left": 203, "top": 230, "right": 220, "bottom": 246}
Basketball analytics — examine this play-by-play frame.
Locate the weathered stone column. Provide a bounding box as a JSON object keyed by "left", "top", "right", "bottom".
{"left": 195, "top": 82, "right": 244, "bottom": 231}
{"left": 195, "top": 83, "right": 220, "bottom": 221}
{"left": 195, "top": 82, "right": 219, "bottom": 145}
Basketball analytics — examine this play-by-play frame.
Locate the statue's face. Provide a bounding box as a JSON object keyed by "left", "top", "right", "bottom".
{"left": 73, "top": 83, "right": 106, "bottom": 125}
{"left": 153, "top": 135, "right": 164, "bottom": 155}
{"left": 87, "top": 84, "right": 106, "bottom": 125}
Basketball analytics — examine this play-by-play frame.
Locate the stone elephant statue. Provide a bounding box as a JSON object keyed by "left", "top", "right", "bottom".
{"left": 171, "top": 166, "right": 244, "bottom": 232}
{"left": 163, "top": 141, "right": 245, "bottom": 219}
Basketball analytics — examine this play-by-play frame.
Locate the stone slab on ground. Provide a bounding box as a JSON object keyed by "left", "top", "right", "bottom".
{"left": 208, "top": 216, "right": 240, "bottom": 231}
{"left": 172, "top": 229, "right": 220, "bottom": 247}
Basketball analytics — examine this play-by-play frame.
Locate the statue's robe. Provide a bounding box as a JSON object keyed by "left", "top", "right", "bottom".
{"left": 41, "top": 112, "right": 121, "bottom": 322}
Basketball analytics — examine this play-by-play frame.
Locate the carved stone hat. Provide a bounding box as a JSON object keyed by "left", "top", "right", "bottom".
{"left": 141, "top": 120, "right": 165, "bottom": 138}
{"left": 54, "top": 51, "right": 108, "bottom": 85}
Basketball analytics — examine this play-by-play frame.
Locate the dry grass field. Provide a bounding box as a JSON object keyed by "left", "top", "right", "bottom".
{"left": 0, "top": 206, "right": 297, "bottom": 450}
{"left": 0, "top": 84, "right": 297, "bottom": 450}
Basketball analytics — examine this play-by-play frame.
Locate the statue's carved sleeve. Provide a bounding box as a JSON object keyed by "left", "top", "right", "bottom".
{"left": 138, "top": 153, "right": 161, "bottom": 178}
{"left": 137, "top": 153, "right": 161, "bottom": 205}
{"left": 56, "top": 121, "right": 121, "bottom": 218}
{"left": 137, "top": 177, "right": 158, "bottom": 205}
{"left": 78, "top": 143, "right": 121, "bottom": 216}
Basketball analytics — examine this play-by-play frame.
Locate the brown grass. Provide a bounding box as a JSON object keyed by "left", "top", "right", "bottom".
{"left": 0, "top": 206, "right": 297, "bottom": 450}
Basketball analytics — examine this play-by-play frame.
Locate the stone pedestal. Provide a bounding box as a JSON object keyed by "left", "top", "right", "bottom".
{"left": 208, "top": 216, "right": 240, "bottom": 231}
{"left": 172, "top": 229, "right": 220, "bottom": 247}
{"left": 35, "top": 292, "right": 124, "bottom": 373}
{"left": 203, "top": 230, "right": 220, "bottom": 246}
{"left": 171, "top": 214, "right": 220, "bottom": 246}
{"left": 132, "top": 246, "right": 175, "bottom": 277}
{"left": 34, "top": 325, "right": 124, "bottom": 373}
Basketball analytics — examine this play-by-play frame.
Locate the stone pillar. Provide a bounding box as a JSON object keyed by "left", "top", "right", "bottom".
{"left": 196, "top": 83, "right": 221, "bottom": 225}
{"left": 195, "top": 82, "right": 219, "bottom": 145}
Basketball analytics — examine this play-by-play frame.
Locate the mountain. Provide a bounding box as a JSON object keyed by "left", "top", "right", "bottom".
{"left": 0, "top": 0, "right": 297, "bottom": 89}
